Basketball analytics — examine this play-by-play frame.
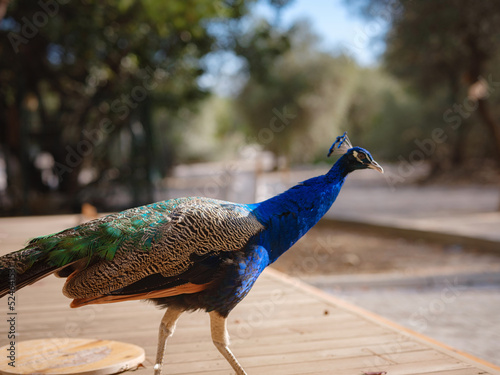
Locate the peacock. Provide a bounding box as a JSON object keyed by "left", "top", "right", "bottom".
{"left": 0, "top": 132, "right": 382, "bottom": 375}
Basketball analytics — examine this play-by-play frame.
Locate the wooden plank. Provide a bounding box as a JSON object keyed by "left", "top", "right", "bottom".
{"left": 264, "top": 269, "right": 500, "bottom": 374}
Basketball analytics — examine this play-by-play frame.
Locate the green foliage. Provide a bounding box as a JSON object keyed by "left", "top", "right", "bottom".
{"left": 167, "top": 95, "right": 247, "bottom": 162}
{"left": 235, "top": 20, "right": 335, "bottom": 161}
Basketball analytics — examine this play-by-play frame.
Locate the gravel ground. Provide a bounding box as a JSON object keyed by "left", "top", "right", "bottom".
{"left": 271, "top": 226, "right": 500, "bottom": 367}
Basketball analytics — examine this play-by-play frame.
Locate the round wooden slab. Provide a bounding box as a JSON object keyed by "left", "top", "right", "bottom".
{"left": 0, "top": 338, "right": 145, "bottom": 375}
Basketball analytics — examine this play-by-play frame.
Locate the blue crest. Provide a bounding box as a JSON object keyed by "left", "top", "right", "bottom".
{"left": 327, "top": 132, "right": 353, "bottom": 157}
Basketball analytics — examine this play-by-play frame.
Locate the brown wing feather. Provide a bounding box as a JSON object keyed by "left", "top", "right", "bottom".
{"left": 62, "top": 199, "right": 264, "bottom": 300}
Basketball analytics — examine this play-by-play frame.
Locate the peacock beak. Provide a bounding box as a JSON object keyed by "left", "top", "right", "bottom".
{"left": 367, "top": 160, "right": 384, "bottom": 174}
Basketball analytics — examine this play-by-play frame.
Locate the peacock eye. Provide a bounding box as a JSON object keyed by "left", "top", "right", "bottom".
{"left": 358, "top": 153, "right": 366, "bottom": 160}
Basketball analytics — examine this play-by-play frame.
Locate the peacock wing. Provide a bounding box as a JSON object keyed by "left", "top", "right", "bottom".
{"left": 61, "top": 198, "right": 264, "bottom": 300}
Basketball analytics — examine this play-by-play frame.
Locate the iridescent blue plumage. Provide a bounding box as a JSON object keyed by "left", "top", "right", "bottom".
{"left": 250, "top": 161, "right": 348, "bottom": 263}
{"left": 0, "top": 133, "right": 382, "bottom": 375}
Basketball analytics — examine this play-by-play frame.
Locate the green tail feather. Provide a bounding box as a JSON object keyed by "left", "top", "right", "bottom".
{"left": 0, "top": 197, "right": 192, "bottom": 298}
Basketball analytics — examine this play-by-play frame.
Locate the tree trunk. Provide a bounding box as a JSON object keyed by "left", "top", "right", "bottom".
{"left": 477, "top": 99, "right": 500, "bottom": 164}
{"left": 464, "top": 33, "right": 500, "bottom": 164}
{"left": 450, "top": 77, "right": 466, "bottom": 167}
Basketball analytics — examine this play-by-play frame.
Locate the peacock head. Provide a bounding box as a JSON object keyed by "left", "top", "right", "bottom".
{"left": 328, "top": 132, "right": 383, "bottom": 174}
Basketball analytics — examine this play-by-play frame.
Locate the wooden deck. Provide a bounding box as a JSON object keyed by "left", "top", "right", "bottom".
{"left": 1, "top": 215, "right": 500, "bottom": 375}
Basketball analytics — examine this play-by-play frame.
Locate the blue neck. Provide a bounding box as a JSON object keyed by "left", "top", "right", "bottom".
{"left": 249, "top": 156, "right": 350, "bottom": 263}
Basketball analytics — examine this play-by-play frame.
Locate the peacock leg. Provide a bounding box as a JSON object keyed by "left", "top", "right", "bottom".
{"left": 209, "top": 311, "right": 247, "bottom": 375}
{"left": 154, "top": 307, "right": 183, "bottom": 375}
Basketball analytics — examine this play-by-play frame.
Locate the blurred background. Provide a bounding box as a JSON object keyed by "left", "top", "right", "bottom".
{"left": 1, "top": 0, "right": 500, "bottom": 366}
{"left": 0, "top": 0, "right": 499, "bottom": 215}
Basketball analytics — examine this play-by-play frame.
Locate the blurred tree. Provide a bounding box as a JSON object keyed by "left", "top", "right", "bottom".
{"left": 233, "top": 18, "right": 416, "bottom": 166}
{"left": 158, "top": 94, "right": 246, "bottom": 163}
{"left": 343, "top": 66, "right": 427, "bottom": 160}
{"left": 234, "top": 19, "right": 296, "bottom": 161}
{"left": 348, "top": 0, "right": 500, "bottom": 169}
{"left": 234, "top": 19, "right": 364, "bottom": 164}
{"left": 0, "top": 0, "right": 252, "bottom": 215}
